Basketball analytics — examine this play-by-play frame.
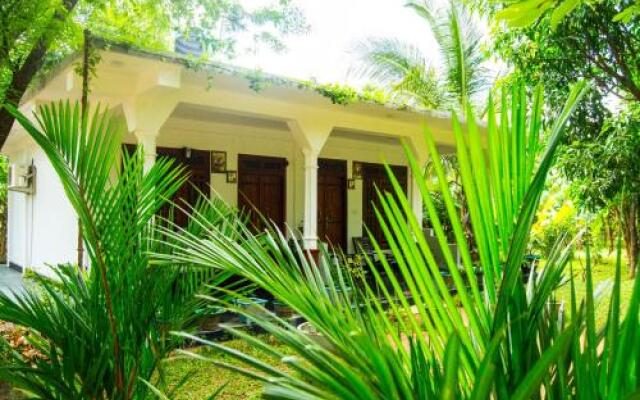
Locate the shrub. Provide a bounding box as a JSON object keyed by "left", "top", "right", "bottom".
{"left": 0, "top": 102, "right": 237, "bottom": 399}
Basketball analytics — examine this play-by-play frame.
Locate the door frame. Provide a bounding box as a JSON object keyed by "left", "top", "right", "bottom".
{"left": 318, "top": 158, "right": 348, "bottom": 250}
{"left": 237, "top": 153, "right": 288, "bottom": 230}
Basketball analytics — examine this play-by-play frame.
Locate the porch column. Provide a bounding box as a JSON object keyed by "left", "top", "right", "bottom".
{"left": 134, "top": 130, "right": 158, "bottom": 172}
{"left": 288, "top": 119, "right": 333, "bottom": 250}
{"left": 411, "top": 169, "right": 424, "bottom": 226}
{"left": 123, "top": 92, "right": 179, "bottom": 173}
{"left": 407, "top": 136, "right": 429, "bottom": 228}
{"left": 302, "top": 149, "right": 319, "bottom": 250}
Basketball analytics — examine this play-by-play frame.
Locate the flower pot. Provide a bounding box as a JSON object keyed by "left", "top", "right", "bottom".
{"left": 273, "top": 300, "right": 295, "bottom": 318}
{"left": 234, "top": 297, "right": 269, "bottom": 325}
{"left": 196, "top": 306, "right": 225, "bottom": 332}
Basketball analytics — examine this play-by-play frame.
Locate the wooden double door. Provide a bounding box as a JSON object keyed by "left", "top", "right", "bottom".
{"left": 317, "top": 159, "right": 348, "bottom": 249}
{"left": 238, "top": 154, "right": 287, "bottom": 232}
{"left": 361, "top": 162, "right": 408, "bottom": 247}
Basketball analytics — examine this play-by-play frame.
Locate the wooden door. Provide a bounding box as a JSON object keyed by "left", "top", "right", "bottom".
{"left": 238, "top": 154, "right": 287, "bottom": 232}
{"left": 362, "top": 162, "right": 407, "bottom": 247}
{"left": 156, "top": 147, "right": 211, "bottom": 227}
{"left": 123, "top": 145, "right": 211, "bottom": 227}
{"left": 318, "top": 159, "right": 347, "bottom": 249}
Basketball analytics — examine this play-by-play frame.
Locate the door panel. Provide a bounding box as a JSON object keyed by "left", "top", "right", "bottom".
{"left": 362, "top": 162, "right": 407, "bottom": 248}
{"left": 318, "top": 159, "right": 347, "bottom": 250}
{"left": 123, "top": 145, "right": 211, "bottom": 227}
{"left": 238, "top": 154, "right": 287, "bottom": 232}
{"left": 158, "top": 147, "right": 211, "bottom": 227}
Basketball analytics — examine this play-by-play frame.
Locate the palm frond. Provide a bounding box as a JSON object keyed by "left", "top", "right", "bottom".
{"left": 0, "top": 101, "right": 239, "bottom": 399}
{"left": 165, "top": 81, "right": 589, "bottom": 399}
{"left": 407, "top": 0, "right": 489, "bottom": 109}
{"left": 351, "top": 38, "right": 447, "bottom": 109}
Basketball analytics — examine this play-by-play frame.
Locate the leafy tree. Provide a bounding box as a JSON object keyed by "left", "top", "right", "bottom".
{"left": 0, "top": 0, "right": 308, "bottom": 148}
{"left": 495, "top": 0, "right": 640, "bottom": 28}
{"left": 493, "top": 0, "right": 640, "bottom": 103}
{"left": 352, "top": 0, "right": 489, "bottom": 112}
{"left": 0, "top": 0, "right": 79, "bottom": 152}
{"left": 560, "top": 105, "right": 640, "bottom": 275}
{"left": 491, "top": 0, "right": 640, "bottom": 274}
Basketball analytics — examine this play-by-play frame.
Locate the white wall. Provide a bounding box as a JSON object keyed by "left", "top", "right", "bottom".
{"left": 5, "top": 120, "right": 412, "bottom": 276}
{"left": 6, "top": 141, "right": 78, "bottom": 277}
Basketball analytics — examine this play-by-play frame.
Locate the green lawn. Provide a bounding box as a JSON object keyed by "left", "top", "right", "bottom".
{"left": 554, "top": 251, "right": 635, "bottom": 328}
{"left": 162, "top": 335, "right": 290, "bottom": 400}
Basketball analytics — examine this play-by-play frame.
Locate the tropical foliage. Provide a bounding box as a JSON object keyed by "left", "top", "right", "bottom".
{"left": 0, "top": 102, "right": 238, "bottom": 399}
{"left": 492, "top": 0, "right": 640, "bottom": 275}
{"left": 352, "top": 0, "right": 489, "bottom": 111}
{"left": 531, "top": 177, "right": 584, "bottom": 255}
{"left": 495, "top": 0, "right": 639, "bottom": 28}
{"left": 560, "top": 104, "right": 640, "bottom": 276}
{"left": 153, "top": 81, "right": 628, "bottom": 399}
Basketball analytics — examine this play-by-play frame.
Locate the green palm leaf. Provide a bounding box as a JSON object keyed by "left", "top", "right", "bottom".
{"left": 0, "top": 102, "right": 237, "bottom": 399}
{"left": 164, "top": 80, "right": 588, "bottom": 399}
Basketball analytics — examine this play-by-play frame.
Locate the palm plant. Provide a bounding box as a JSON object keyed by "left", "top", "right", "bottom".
{"left": 0, "top": 102, "right": 237, "bottom": 399}
{"left": 352, "top": 0, "right": 489, "bottom": 112}
{"left": 160, "top": 81, "right": 602, "bottom": 398}
{"left": 351, "top": 38, "right": 448, "bottom": 109}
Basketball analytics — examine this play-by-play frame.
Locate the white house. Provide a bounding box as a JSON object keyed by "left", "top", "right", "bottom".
{"left": 2, "top": 41, "right": 458, "bottom": 276}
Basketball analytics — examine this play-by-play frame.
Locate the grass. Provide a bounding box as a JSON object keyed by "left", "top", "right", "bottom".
{"left": 554, "top": 250, "right": 634, "bottom": 328}
{"left": 162, "top": 334, "right": 290, "bottom": 400}
{"left": 0, "top": 331, "right": 289, "bottom": 400}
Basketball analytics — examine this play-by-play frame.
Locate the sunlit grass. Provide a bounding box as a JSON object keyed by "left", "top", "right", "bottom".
{"left": 554, "top": 251, "right": 634, "bottom": 328}
{"left": 163, "top": 335, "right": 290, "bottom": 400}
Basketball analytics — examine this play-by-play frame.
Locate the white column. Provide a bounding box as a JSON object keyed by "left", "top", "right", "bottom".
{"left": 411, "top": 168, "right": 424, "bottom": 227}
{"left": 134, "top": 130, "right": 158, "bottom": 172}
{"left": 407, "top": 137, "right": 429, "bottom": 229}
{"left": 302, "top": 148, "right": 319, "bottom": 250}
{"left": 288, "top": 119, "right": 333, "bottom": 250}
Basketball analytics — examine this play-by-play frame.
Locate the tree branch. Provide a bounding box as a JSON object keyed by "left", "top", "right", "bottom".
{"left": 0, "top": 0, "right": 79, "bottom": 148}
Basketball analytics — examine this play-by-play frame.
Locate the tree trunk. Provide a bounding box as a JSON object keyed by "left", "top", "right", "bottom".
{"left": 620, "top": 194, "right": 640, "bottom": 278}
{"left": 0, "top": 0, "right": 79, "bottom": 147}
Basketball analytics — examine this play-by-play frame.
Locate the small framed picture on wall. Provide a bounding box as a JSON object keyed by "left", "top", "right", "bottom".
{"left": 211, "top": 150, "right": 227, "bottom": 173}
{"left": 226, "top": 170, "right": 237, "bottom": 183}
{"left": 352, "top": 161, "right": 363, "bottom": 179}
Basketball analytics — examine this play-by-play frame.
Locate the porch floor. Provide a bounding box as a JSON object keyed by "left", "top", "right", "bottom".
{"left": 0, "top": 266, "right": 25, "bottom": 299}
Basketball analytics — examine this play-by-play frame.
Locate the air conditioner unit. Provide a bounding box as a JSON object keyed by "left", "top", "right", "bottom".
{"left": 8, "top": 164, "right": 35, "bottom": 194}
